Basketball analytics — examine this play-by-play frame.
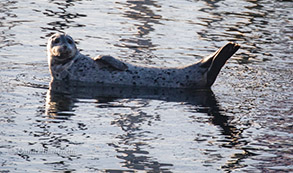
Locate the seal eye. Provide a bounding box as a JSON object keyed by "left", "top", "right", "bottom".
{"left": 67, "top": 38, "right": 73, "bottom": 44}
{"left": 54, "top": 38, "right": 60, "bottom": 44}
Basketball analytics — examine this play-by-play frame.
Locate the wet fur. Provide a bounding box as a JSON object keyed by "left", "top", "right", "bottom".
{"left": 47, "top": 33, "right": 240, "bottom": 88}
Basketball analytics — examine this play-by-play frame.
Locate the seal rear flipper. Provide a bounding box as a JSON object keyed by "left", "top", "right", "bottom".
{"left": 200, "top": 46, "right": 223, "bottom": 68}
{"left": 201, "top": 42, "right": 240, "bottom": 87}
{"left": 94, "top": 55, "right": 128, "bottom": 71}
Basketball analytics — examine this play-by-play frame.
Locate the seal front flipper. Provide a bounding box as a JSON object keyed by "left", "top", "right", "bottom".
{"left": 200, "top": 42, "right": 240, "bottom": 87}
{"left": 94, "top": 55, "right": 128, "bottom": 71}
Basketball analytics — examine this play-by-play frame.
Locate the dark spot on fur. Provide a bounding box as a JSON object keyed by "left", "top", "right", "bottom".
{"left": 166, "top": 72, "right": 171, "bottom": 75}
{"left": 162, "top": 77, "right": 166, "bottom": 80}
{"left": 133, "top": 82, "right": 136, "bottom": 85}
{"left": 186, "top": 75, "right": 189, "bottom": 79}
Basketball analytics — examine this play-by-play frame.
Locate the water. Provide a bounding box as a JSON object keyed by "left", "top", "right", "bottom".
{"left": 0, "top": 0, "right": 292, "bottom": 172}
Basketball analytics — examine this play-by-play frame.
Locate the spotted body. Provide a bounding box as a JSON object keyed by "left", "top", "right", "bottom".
{"left": 47, "top": 33, "right": 240, "bottom": 88}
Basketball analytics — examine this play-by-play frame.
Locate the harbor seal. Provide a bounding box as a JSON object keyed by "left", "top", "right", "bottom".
{"left": 47, "top": 33, "right": 240, "bottom": 88}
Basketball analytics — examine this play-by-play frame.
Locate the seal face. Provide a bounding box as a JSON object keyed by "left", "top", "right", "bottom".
{"left": 47, "top": 33, "right": 240, "bottom": 88}
{"left": 48, "top": 34, "right": 77, "bottom": 64}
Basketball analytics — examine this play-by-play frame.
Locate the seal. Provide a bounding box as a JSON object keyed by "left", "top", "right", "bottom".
{"left": 47, "top": 33, "right": 240, "bottom": 88}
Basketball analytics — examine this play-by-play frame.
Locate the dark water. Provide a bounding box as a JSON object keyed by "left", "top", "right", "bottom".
{"left": 0, "top": 0, "right": 292, "bottom": 172}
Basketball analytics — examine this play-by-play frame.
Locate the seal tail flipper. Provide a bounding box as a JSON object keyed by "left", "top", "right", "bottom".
{"left": 200, "top": 42, "right": 240, "bottom": 87}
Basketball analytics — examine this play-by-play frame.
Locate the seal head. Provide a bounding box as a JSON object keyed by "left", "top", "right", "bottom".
{"left": 47, "top": 33, "right": 79, "bottom": 79}
{"left": 47, "top": 33, "right": 78, "bottom": 65}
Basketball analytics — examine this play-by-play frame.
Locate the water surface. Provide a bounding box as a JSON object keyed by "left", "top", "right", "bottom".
{"left": 0, "top": 0, "right": 292, "bottom": 172}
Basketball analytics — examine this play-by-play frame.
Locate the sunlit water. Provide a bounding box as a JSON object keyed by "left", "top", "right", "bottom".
{"left": 0, "top": 0, "right": 292, "bottom": 172}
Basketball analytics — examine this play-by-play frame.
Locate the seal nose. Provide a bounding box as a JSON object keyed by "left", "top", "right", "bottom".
{"left": 63, "top": 45, "right": 68, "bottom": 50}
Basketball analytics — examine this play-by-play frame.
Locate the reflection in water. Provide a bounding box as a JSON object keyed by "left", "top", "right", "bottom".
{"left": 45, "top": 80, "right": 250, "bottom": 171}
{"left": 198, "top": 0, "right": 257, "bottom": 62}
{"left": 45, "top": 89, "right": 76, "bottom": 119}
{"left": 116, "top": 0, "right": 162, "bottom": 61}
{"left": 198, "top": 0, "right": 292, "bottom": 63}
{"left": 0, "top": 1, "right": 23, "bottom": 49}
{"left": 41, "top": 0, "right": 87, "bottom": 36}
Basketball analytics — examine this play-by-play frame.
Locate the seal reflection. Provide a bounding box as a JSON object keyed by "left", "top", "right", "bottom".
{"left": 45, "top": 80, "right": 244, "bottom": 171}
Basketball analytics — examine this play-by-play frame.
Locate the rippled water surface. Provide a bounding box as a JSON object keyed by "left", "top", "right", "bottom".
{"left": 0, "top": 0, "right": 292, "bottom": 172}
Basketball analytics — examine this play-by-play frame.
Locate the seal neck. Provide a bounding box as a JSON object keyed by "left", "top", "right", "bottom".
{"left": 50, "top": 51, "right": 79, "bottom": 65}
